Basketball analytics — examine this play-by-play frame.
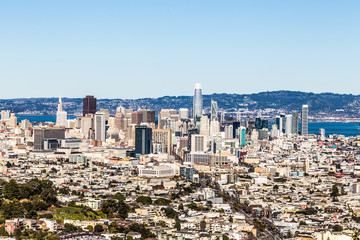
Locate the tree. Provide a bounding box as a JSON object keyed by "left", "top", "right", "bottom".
{"left": 273, "top": 185, "right": 279, "bottom": 191}
{"left": 64, "top": 223, "right": 80, "bottom": 233}
{"left": 178, "top": 203, "right": 184, "bottom": 211}
{"left": 222, "top": 234, "right": 229, "bottom": 240}
{"left": 333, "top": 225, "right": 343, "bottom": 232}
{"left": 162, "top": 207, "right": 178, "bottom": 219}
{"left": 286, "top": 230, "right": 293, "bottom": 238}
{"left": 2, "top": 179, "right": 21, "bottom": 200}
{"left": 85, "top": 225, "right": 94, "bottom": 232}
{"left": 154, "top": 198, "right": 171, "bottom": 206}
{"left": 135, "top": 196, "right": 152, "bottom": 205}
{"left": 299, "top": 220, "right": 307, "bottom": 225}
{"left": 113, "top": 193, "right": 125, "bottom": 201}
{"left": 175, "top": 219, "right": 181, "bottom": 231}
{"left": 200, "top": 220, "right": 206, "bottom": 231}
{"left": 352, "top": 228, "right": 360, "bottom": 240}
{"left": 129, "top": 223, "right": 156, "bottom": 239}
{"left": 94, "top": 224, "right": 104, "bottom": 233}
{"left": 0, "top": 226, "right": 9, "bottom": 236}
{"left": 331, "top": 184, "right": 339, "bottom": 197}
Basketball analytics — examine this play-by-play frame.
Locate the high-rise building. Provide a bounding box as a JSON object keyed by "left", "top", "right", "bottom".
{"left": 83, "top": 96, "right": 97, "bottom": 116}
{"left": 152, "top": 129, "right": 171, "bottom": 154}
{"left": 132, "top": 111, "right": 143, "bottom": 125}
{"left": 114, "top": 111, "right": 125, "bottom": 130}
{"left": 1, "top": 110, "right": 10, "bottom": 121}
{"left": 34, "top": 128, "right": 66, "bottom": 150}
{"left": 9, "top": 113, "right": 17, "bottom": 128}
{"left": 191, "top": 134, "right": 207, "bottom": 152}
{"left": 291, "top": 111, "right": 299, "bottom": 134}
{"left": 319, "top": 128, "right": 325, "bottom": 140}
{"left": 94, "top": 112, "right": 106, "bottom": 142}
{"left": 301, "top": 105, "right": 309, "bottom": 136}
{"left": 135, "top": 125, "right": 152, "bottom": 155}
{"left": 285, "top": 115, "right": 292, "bottom": 136}
{"left": 56, "top": 97, "right": 68, "bottom": 127}
{"left": 211, "top": 100, "right": 218, "bottom": 121}
{"left": 232, "top": 122, "right": 240, "bottom": 138}
{"left": 225, "top": 125, "right": 233, "bottom": 138}
{"left": 179, "top": 108, "right": 189, "bottom": 120}
{"left": 239, "top": 127, "right": 246, "bottom": 147}
{"left": 199, "top": 116, "right": 210, "bottom": 136}
{"left": 193, "top": 83, "right": 203, "bottom": 120}
{"left": 138, "top": 108, "right": 156, "bottom": 124}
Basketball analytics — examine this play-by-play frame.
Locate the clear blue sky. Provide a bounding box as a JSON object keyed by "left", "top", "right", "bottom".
{"left": 0, "top": 0, "right": 359, "bottom": 99}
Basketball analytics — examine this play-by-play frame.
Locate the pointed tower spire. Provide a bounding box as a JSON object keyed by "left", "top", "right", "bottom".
{"left": 58, "top": 96, "right": 63, "bottom": 112}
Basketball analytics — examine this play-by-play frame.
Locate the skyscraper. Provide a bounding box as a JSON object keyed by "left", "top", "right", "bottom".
{"left": 239, "top": 127, "right": 246, "bottom": 147}
{"left": 94, "top": 112, "right": 106, "bottom": 142}
{"left": 56, "top": 97, "right": 67, "bottom": 127}
{"left": 285, "top": 114, "right": 292, "bottom": 137}
{"left": 291, "top": 111, "right": 299, "bottom": 134}
{"left": 211, "top": 100, "right": 218, "bottom": 121}
{"left": 301, "top": 105, "right": 309, "bottom": 136}
{"left": 193, "top": 83, "right": 203, "bottom": 120}
{"left": 135, "top": 125, "right": 152, "bottom": 155}
{"left": 83, "top": 95, "right": 97, "bottom": 116}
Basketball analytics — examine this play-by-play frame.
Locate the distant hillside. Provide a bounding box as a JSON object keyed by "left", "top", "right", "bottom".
{"left": 1, "top": 91, "right": 360, "bottom": 117}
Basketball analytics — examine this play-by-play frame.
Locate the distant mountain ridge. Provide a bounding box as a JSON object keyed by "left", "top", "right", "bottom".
{"left": 1, "top": 91, "right": 360, "bottom": 117}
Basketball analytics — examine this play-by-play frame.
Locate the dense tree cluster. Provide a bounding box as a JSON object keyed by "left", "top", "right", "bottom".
{"left": 101, "top": 199, "right": 129, "bottom": 219}
{"left": 0, "top": 179, "right": 57, "bottom": 219}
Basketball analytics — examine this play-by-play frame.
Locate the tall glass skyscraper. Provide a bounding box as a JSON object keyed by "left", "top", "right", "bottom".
{"left": 211, "top": 99, "right": 218, "bottom": 121}
{"left": 301, "top": 105, "right": 308, "bottom": 136}
{"left": 193, "top": 83, "right": 203, "bottom": 120}
{"left": 291, "top": 111, "right": 299, "bottom": 134}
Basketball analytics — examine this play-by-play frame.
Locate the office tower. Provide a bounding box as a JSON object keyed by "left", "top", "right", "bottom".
{"left": 280, "top": 114, "right": 286, "bottom": 133}
{"left": 99, "top": 109, "right": 110, "bottom": 123}
{"left": 255, "top": 118, "right": 268, "bottom": 130}
{"left": 152, "top": 129, "right": 171, "bottom": 154}
{"left": 239, "top": 127, "right": 246, "bottom": 147}
{"left": 135, "top": 125, "right": 152, "bottom": 155}
{"left": 83, "top": 96, "right": 97, "bottom": 116}
{"left": 132, "top": 111, "right": 143, "bottom": 125}
{"left": 210, "top": 120, "right": 220, "bottom": 136}
{"left": 301, "top": 105, "right": 309, "bottom": 136}
{"left": 21, "top": 119, "right": 31, "bottom": 130}
{"left": 285, "top": 115, "right": 292, "bottom": 136}
{"left": 211, "top": 100, "right": 218, "bottom": 121}
{"left": 258, "top": 129, "right": 268, "bottom": 140}
{"left": 191, "top": 134, "right": 207, "bottom": 152}
{"left": 200, "top": 116, "right": 210, "bottom": 136}
{"left": 116, "top": 106, "right": 126, "bottom": 115}
{"left": 34, "top": 128, "right": 65, "bottom": 150}
{"left": 225, "top": 125, "right": 233, "bottom": 138}
{"left": 56, "top": 97, "right": 67, "bottom": 127}
{"left": 291, "top": 111, "right": 299, "bottom": 134}
{"left": 9, "top": 113, "right": 17, "bottom": 128}
{"left": 114, "top": 111, "right": 125, "bottom": 130}
{"left": 270, "top": 124, "right": 280, "bottom": 138}
{"left": 193, "top": 83, "right": 203, "bottom": 120}
{"left": 188, "top": 128, "right": 199, "bottom": 151}
{"left": 179, "top": 108, "right": 189, "bottom": 119}
{"left": 319, "top": 128, "right": 325, "bottom": 140}
{"left": 275, "top": 116, "right": 282, "bottom": 133}
{"left": 232, "top": 122, "right": 240, "bottom": 138}
{"left": 138, "top": 108, "right": 156, "bottom": 124}
{"left": 94, "top": 112, "right": 106, "bottom": 142}
{"left": 81, "top": 115, "right": 93, "bottom": 138}
{"left": 1, "top": 110, "right": 10, "bottom": 120}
